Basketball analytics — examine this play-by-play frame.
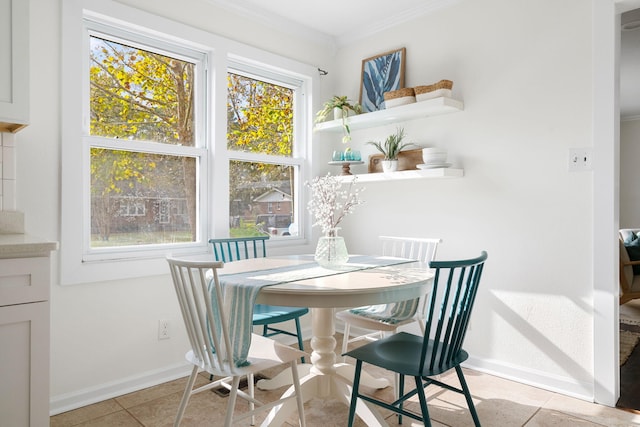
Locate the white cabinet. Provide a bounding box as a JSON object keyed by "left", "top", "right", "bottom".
{"left": 0, "top": 301, "right": 49, "bottom": 426}
{"left": 0, "top": 0, "right": 29, "bottom": 133}
{"left": 0, "top": 237, "right": 57, "bottom": 427}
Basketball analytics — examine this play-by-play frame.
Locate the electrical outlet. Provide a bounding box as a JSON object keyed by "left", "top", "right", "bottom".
{"left": 158, "top": 320, "right": 170, "bottom": 340}
{"left": 568, "top": 148, "right": 592, "bottom": 172}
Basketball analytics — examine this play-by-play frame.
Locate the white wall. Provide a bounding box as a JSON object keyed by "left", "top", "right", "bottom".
{"left": 621, "top": 118, "right": 640, "bottom": 227}
{"left": 17, "top": 0, "right": 607, "bottom": 414}
{"left": 330, "top": 0, "right": 596, "bottom": 398}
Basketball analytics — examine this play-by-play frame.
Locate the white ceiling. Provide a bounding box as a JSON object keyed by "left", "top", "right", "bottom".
{"left": 208, "top": 0, "right": 460, "bottom": 46}
{"left": 210, "top": 0, "right": 639, "bottom": 117}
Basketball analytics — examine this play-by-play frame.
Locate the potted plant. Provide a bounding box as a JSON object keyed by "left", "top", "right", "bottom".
{"left": 367, "top": 127, "right": 413, "bottom": 172}
{"left": 316, "top": 95, "right": 362, "bottom": 143}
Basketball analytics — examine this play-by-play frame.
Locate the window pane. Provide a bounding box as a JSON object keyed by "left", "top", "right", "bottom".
{"left": 227, "top": 73, "right": 293, "bottom": 156}
{"left": 229, "top": 160, "right": 295, "bottom": 237}
{"left": 90, "top": 148, "right": 196, "bottom": 247}
{"left": 89, "top": 36, "right": 195, "bottom": 146}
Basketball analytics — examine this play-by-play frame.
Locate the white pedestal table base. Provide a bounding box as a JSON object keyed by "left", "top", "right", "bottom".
{"left": 260, "top": 307, "right": 390, "bottom": 427}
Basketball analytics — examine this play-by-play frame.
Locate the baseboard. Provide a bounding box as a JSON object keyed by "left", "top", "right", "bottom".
{"left": 339, "top": 325, "right": 595, "bottom": 403}
{"left": 463, "top": 356, "right": 594, "bottom": 402}
{"left": 49, "top": 362, "right": 192, "bottom": 416}
{"left": 49, "top": 326, "right": 313, "bottom": 416}
{"left": 51, "top": 327, "right": 594, "bottom": 416}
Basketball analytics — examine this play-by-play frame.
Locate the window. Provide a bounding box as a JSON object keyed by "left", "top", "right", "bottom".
{"left": 226, "top": 70, "right": 303, "bottom": 238}
{"left": 117, "top": 197, "right": 145, "bottom": 217}
{"left": 86, "top": 32, "right": 205, "bottom": 251}
{"left": 61, "top": 2, "right": 315, "bottom": 284}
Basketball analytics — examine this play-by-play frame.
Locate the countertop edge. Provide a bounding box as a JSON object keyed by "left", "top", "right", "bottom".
{"left": 0, "top": 233, "right": 59, "bottom": 258}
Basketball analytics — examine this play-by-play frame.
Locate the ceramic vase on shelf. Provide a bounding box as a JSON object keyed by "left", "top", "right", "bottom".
{"left": 333, "top": 107, "right": 353, "bottom": 121}
{"left": 381, "top": 159, "right": 399, "bottom": 173}
{"left": 314, "top": 227, "right": 349, "bottom": 268}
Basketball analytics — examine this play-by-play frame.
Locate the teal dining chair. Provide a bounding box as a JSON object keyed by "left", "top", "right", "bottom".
{"left": 344, "top": 251, "right": 488, "bottom": 427}
{"left": 209, "top": 236, "right": 309, "bottom": 363}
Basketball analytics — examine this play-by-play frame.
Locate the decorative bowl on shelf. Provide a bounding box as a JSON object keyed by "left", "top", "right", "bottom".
{"left": 422, "top": 147, "right": 448, "bottom": 165}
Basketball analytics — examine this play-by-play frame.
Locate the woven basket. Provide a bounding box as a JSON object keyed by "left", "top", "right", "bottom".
{"left": 383, "top": 87, "right": 415, "bottom": 100}
{"left": 415, "top": 80, "right": 453, "bottom": 94}
{"left": 415, "top": 80, "right": 453, "bottom": 102}
{"left": 383, "top": 87, "right": 416, "bottom": 108}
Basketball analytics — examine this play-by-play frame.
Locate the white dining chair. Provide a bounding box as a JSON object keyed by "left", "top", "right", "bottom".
{"left": 167, "top": 256, "right": 306, "bottom": 427}
{"left": 337, "top": 236, "right": 441, "bottom": 359}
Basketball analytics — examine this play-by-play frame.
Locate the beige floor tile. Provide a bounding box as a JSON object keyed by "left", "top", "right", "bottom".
{"left": 125, "top": 375, "right": 304, "bottom": 426}
{"left": 427, "top": 395, "right": 537, "bottom": 427}
{"left": 441, "top": 368, "right": 555, "bottom": 407}
{"left": 74, "top": 410, "right": 144, "bottom": 427}
{"left": 50, "top": 399, "right": 124, "bottom": 427}
{"left": 114, "top": 375, "right": 203, "bottom": 409}
{"left": 543, "top": 393, "right": 640, "bottom": 426}
{"left": 526, "top": 408, "right": 609, "bottom": 427}
{"left": 128, "top": 387, "right": 235, "bottom": 427}
{"left": 49, "top": 332, "right": 640, "bottom": 427}
{"left": 289, "top": 397, "right": 369, "bottom": 427}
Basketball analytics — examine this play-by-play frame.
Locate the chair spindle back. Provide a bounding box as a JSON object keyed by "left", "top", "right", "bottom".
{"left": 420, "top": 252, "right": 488, "bottom": 375}
{"left": 379, "top": 236, "right": 442, "bottom": 321}
{"left": 210, "top": 236, "right": 269, "bottom": 262}
{"left": 167, "top": 257, "right": 242, "bottom": 375}
{"left": 380, "top": 236, "right": 441, "bottom": 263}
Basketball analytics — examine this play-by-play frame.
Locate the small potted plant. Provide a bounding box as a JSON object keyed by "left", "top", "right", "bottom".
{"left": 316, "top": 95, "right": 362, "bottom": 143}
{"left": 367, "top": 127, "right": 413, "bottom": 172}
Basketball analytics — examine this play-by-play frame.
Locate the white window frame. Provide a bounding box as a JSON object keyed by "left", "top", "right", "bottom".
{"left": 61, "top": 0, "right": 316, "bottom": 285}
{"left": 225, "top": 62, "right": 307, "bottom": 242}
{"left": 82, "top": 25, "right": 209, "bottom": 263}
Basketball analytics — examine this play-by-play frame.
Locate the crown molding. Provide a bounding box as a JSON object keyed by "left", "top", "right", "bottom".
{"left": 336, "top": 0, "right": 461, "bottom": 46}
{"left": 206, "top": 0, "right": 337, "bottom": 52}
{"left": 207, "top": 0, "right": 460, "bottom": 51}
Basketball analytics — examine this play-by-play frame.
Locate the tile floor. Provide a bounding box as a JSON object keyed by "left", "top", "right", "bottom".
{"left": 51, "top": 335, "right": 640, "bottom": 427}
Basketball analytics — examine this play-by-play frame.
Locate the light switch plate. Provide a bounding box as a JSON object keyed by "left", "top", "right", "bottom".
{"left": 568, "top": 148, "right": 592, "bottom": 172}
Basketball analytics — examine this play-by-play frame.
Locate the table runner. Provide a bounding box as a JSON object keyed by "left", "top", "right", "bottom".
{"left": 210, "top": 255, "right": 416, "bottom": 367}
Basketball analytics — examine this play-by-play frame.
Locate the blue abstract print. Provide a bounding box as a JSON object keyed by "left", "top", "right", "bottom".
{"left": 361, "top": 49, "right": 403, "bottom": 112}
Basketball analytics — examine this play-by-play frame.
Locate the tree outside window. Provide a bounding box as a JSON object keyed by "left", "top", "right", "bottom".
{"left": 88, "top": 35, "right": 200, "bottom": 247}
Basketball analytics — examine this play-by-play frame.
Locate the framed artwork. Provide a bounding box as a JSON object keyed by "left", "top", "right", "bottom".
{"left": 359, "top": 47, "right": 406, "bottom": 112}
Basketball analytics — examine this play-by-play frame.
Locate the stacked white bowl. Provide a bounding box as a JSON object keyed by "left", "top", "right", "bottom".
{"left": 421, "top": 147, "right": 448, "bottom": 167}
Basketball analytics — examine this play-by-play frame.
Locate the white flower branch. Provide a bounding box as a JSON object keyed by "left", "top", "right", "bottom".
{"left": 306, "top": 173, "right": 365, "bottom": 235}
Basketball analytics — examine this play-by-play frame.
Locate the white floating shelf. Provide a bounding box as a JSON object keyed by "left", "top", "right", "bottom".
{"left": 337, "top": 168, "right": 464, "bottom": 183}
{"left": 314, "top": 97, "right": 464, "bottom": 133}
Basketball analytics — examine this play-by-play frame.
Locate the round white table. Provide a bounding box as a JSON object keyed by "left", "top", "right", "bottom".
{"left": 218, "top": 255, "right": 433, "bottom": 427}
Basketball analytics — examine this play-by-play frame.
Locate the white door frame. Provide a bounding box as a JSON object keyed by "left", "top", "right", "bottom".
{"left": 593, "top": 0, "right": 640, "bottom": 406}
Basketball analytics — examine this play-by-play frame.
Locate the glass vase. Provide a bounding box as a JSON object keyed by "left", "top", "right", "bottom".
{"left": 315, "top": 228, "right": 349, "bottom": 268}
